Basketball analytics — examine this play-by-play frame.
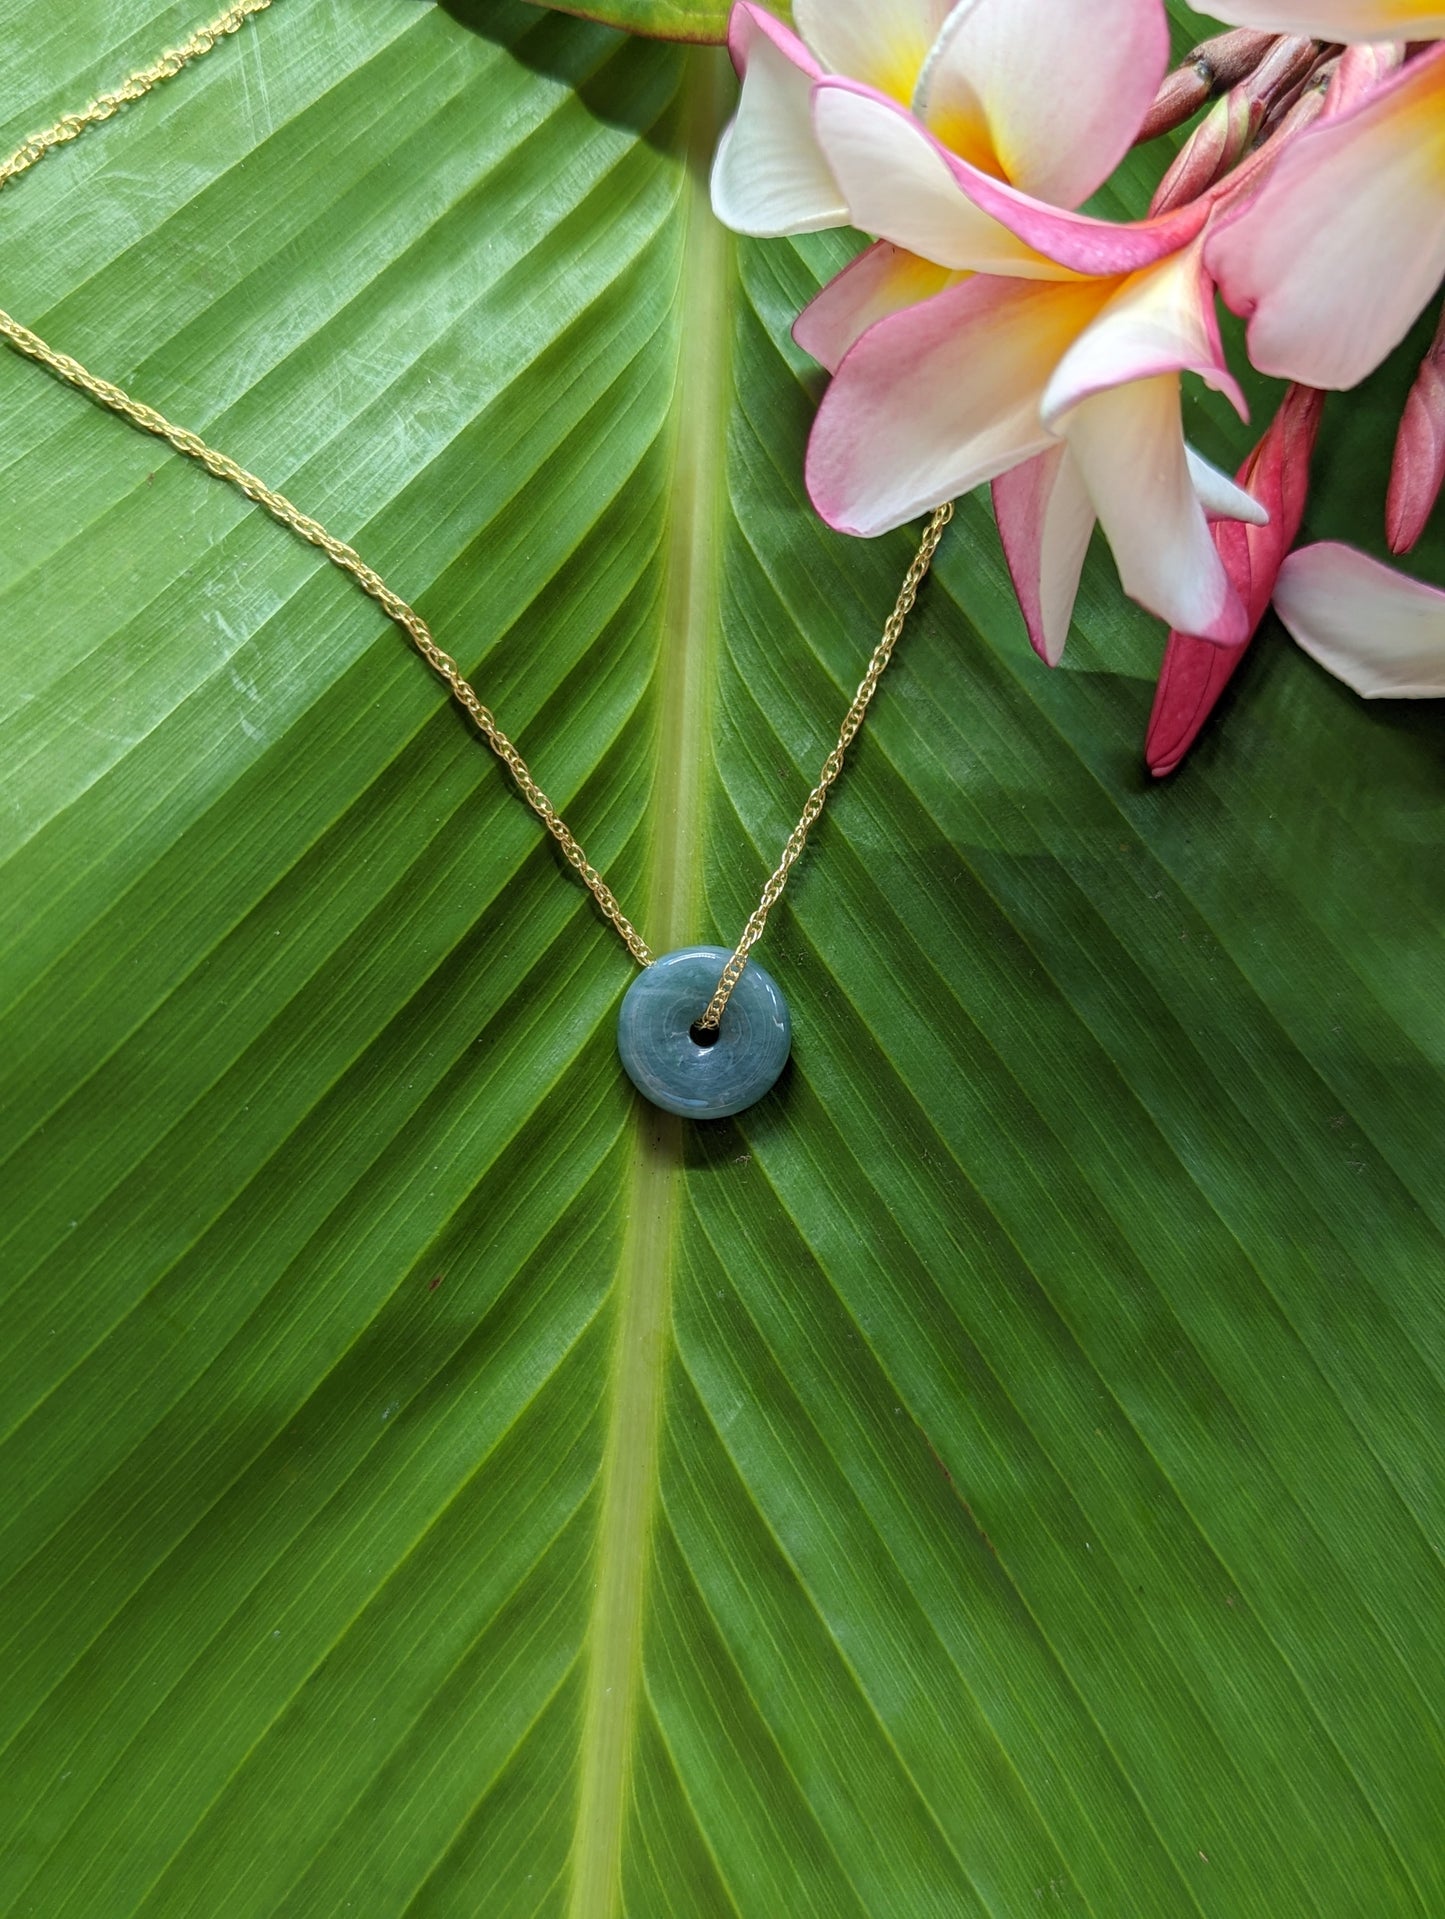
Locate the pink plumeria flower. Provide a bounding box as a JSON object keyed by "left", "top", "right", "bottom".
{"left": 711, "top": 0, "right": 1262, "bottom": 649}
{"left": 711, "top": 0, "right": 1171, "bottom": 248}
{"left": 1201, "top": 7, "right": 1445, "bottom": 390}
{"left": 1274, "top": 544, "right": 1445, "bottom": 694}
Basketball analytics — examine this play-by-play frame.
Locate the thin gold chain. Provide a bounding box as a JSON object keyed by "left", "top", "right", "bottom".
{"left": 0, "top": 0, "right": 652, "bottom": 967}
{"left": 0, "top": 2, "right": 951, "bottom": 1023}
{"left": 0, "top": 0, "right": 274, "bottom": 192}
{"left": 0, "top": 303, "right": 655, "bottom": 964}
{"left": 697, "top": 498, "right": 951, "bottom": 1029}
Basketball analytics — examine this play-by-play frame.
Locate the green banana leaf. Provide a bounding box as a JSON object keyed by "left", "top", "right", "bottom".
{"left": 525, "top": 0, "right": 740, "bottom": 43}
{"left": 3, "top": 2, "right": 1443, "bottom": 1914}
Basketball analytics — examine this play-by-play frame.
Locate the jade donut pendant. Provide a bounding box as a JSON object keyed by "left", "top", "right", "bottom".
{"left": 617, "top": 946, "right": 791, "bottom": 1119}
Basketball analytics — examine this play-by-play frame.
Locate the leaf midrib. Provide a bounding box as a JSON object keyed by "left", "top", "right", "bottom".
{"left": 567, "top": 43, "right": 733, "bottom": 1919}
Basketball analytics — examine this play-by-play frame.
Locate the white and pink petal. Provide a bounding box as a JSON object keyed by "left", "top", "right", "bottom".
{"left": 1273, "top": 544, "right": 1445, "bottom": 696}
{"left": 1186, "top": 446, "right": 1271, "bottom": 525}
{"left": 810, "top": 81, "right": 1077, "bottom": 275}
{"left": 712, "top": 6, "right": 846, "bottom": 238}
{"left": 814, "top": 80, "right": 1213, "bottom": 278}
{"left": 991, "top": 439, "right": 1262, "bottom": 669}
{"left": 1042, "top": 243, "right": 1246, "bottom": 426}
{"left": 790, "top": 0, "right": 959, "bottom": 102}
{"left": 793, "top": 0, "right": 959, "bottom": 102}
{"left": 806, "top": 275, "right": 1111, "bottom": 535}
{"left": 993, "top": 446, "right": 1097, "bottom": 665}
{"left": 794, "top": 243, "right": 959, "bottom": 373}
{"left": 1063, "top": 375, "right": 1249, "bottom": 643}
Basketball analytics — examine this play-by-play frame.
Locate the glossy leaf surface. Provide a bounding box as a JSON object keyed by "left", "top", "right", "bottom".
{"left": 1, "top": 3, "right": 1443, "bottom": 1915}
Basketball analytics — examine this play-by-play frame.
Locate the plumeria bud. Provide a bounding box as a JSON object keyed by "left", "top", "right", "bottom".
{"left": 1146, "top": 385, "right": 1327, "bottom": 777}
{"left": 1151, "top": 35, "right": 1330, "bottom": 214}
{"left": 1324, "top": 40, "right": 1405, "bottom": 117}
{"left": 1261, "top": 61, "right": 1334, "bottom": 133}
{"left": 1386, "top": 301, "right": 1445, "bottom": 555}
{"left": 1137, "top": 62, "right": 1215, "bottom": 142}
{"left": 1258, "top": 52, "right": 1337, "bottom": 140}
{"left": 1208, "top": 67, "right": 1330, "bottom": 215}
{"left": 1150, "top": 90, "right": 1260, "bottom": 214}
{"left": 1135, "top": 28, "right": 1279, "bottom": 142}
{"left": 1251, "top": 50, "right": 1327, "bottom": 142}
{"left": 1239, "top": 33, "right": 1328, "bottom": 116}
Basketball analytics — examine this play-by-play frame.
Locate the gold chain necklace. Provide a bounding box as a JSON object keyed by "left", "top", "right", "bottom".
{"left": 0, "top": 0, "right": 951, "bottom": 1119}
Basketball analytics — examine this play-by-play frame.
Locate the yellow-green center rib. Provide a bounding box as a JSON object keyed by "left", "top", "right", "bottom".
{"left": 566, "top": 47, "right": 734, "bottom": 1919}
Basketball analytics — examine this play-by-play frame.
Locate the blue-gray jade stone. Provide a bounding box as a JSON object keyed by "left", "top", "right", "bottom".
{"left": 617, "top": 946, "right": 791, "bottom": 1119}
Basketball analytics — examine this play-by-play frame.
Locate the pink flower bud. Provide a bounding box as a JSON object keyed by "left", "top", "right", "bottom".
{"left": 1146, "top": 385, "right": 1327, "bottom": 777}
{"left": 1205, "top": 72, "right": 1330, "bottom": 217}
{"left": 1150, "top": 92, "right": 1259, "bottom": 215}
{"left": 1136, "top": 63, "right": 1213, "bottom": 144}
{"left": 1151, "top": 37, "right": 1329, "bottom": 216}
{"left": 1323, "top": 40, "right": 1405, "bottom": 118}
{"left": 1386, "top": 301, "right": 1445, "bottom": 556}
{"left": 1257, "top": 49, "right": 1337, "bottom": 141}
{"left": 1135, "top": 28, "right": 1279, "bottom": 143}
{"left": 1241, "top": 34, "right": 1327, "bottom": 116}
{"left": 1196, "top": 27, "right": 1286, "bottom": 91}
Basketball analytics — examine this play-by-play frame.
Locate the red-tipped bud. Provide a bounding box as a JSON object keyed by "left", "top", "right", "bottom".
{"left": 1387, "top": 302, "right": 1445, "bottom": 555}
{"left": 1135, "top": 27, "right": 1279, "bottom": 143}
{"left": 1146, "top": 386, "right": 1327, "bottom": 777}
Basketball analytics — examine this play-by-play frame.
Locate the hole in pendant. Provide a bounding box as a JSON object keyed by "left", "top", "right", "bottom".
{"left": 689, "top": 1019, "right": 721, "bottom": 1050}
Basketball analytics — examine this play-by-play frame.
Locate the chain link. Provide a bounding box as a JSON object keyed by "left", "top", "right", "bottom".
{"left": 0, "top": 1, "right": 953, "bottom": 1023}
